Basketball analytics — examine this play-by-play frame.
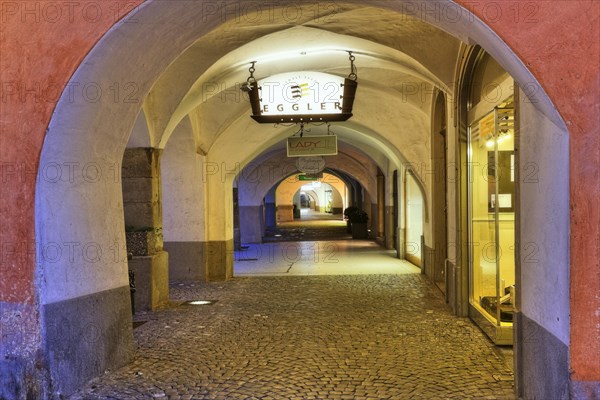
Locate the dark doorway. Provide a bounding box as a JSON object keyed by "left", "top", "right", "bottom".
{"left": 432, "top": 93, "right": 448, "bottom": 294}
{"left": 393, "top": 170, "right": 399, "bottom": 252}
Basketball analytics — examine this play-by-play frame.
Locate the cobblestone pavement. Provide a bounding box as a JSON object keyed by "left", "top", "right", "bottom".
{"left": 70, "top": 274, "right": 514, "bottom": 399}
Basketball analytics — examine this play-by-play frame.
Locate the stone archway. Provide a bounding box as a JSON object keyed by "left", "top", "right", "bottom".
{"left": 1, "top": 1, "right": 590, "bottom": 398}
{"left": 275, "top": 173, "right": 347, "bottom": 220}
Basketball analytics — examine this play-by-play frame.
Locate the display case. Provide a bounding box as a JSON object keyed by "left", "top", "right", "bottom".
{"left": 468, "top": 100, "right": 515, "bottom": 345}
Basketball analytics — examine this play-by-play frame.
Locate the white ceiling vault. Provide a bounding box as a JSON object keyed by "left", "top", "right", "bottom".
{"left": 129, "top": 3, "right": 463, "bottom": 178}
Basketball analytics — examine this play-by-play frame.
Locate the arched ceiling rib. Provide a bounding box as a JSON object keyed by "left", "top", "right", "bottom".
{"left": 141, "top": 6, "right": 461, "bottom": 152}
{"left": 179, "top": 81, "right": 431, "bottom": 179}
{"left": 236, "top": 140, "right": 380, "bottom": 206}
{"left": 131, "top": 3, "right": 466, "bottom": 196}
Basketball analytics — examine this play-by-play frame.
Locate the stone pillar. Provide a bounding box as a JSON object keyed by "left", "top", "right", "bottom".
{"left": 371, "top": 202, "right": 378, "bottom": 239}
{"left": 239, "top": 205, "right": 264, "bottom": 243}
{"left": 261, "top": 187, "right": 277, "bottom": 230}
{"left": 385, "top": 206, "right": 395, "bottom": 249}
{"left": 161, "top": 119, "right": 206, "bottom": 282}
{"left": 265, "top": 203, "right": 276, "bottom": 228}
{"left": 233, "top": 188, "right": 242, "bottom": 250}
{"left": 377, "top": 171, "right": 385, "bottom": 239}
{"left": 122, "top": 148, "right": 169, "bottom": 311}
{"left": 203, "top": 162, "right": 234, "bottom": 281}
{"left": 277, "top": 205, "right": 294, "bottom": 222}
{"left": 385, "top": 172, "right": 396, "bottom": 250}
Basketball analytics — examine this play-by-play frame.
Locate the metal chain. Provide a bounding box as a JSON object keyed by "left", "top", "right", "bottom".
{"left": 348, "top": 51, "right": 357, "bottom": 81}
{"left": 247, "top": 61, "right": 256, "bottom": 84}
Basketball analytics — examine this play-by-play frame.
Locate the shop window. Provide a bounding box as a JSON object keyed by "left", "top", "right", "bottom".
{"left": 468, "top": 98, "right": 515, "bottom": 344}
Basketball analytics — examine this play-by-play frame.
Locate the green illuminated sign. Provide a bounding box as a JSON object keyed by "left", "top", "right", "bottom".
{"left": 298, "top": 174, "right": 320, "bottom": 181}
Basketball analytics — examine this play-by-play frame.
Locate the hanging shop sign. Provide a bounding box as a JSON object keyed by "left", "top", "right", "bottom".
{"left": 296, "top": 156, "right": 326, "bottom": 173}
{"left": 287, "top": 135, "right": 337, "bottom": 157}
{"left": 242, "top": 53, "right": 358, "bottom": 124}
{"left": 247, "top": 72, "right": 356, "bottom": 123}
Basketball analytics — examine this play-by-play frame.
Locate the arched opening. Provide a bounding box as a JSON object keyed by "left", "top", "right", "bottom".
{"left": 405, "top": 171, "right": 425, "bottom": 268}
{"left": 299, "top": 191, "right": 318, "bottom": 211}
{"left": 236, "top": 147, "right": 378, "bottom": 245}
{"left": 465, "top": 51, "right": 516, "bottom": 344}
{"left": 30, "top": 1, "right": 572, "bottom": 397}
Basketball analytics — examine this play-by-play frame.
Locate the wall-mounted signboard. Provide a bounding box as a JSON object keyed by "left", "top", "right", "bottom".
{"left": 247, "top": 71, "right": 357, "bottom": 123}
{"left": 287, "top": 135, "right": 337, "bottom": 157}
{"left": 296, "top": 156, "right": 326, "bottom": 173}
{"left": 298, "top": 174, "right": 322, "bottom": 181}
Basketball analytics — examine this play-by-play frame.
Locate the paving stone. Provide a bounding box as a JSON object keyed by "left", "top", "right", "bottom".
{"left": 69, "top": 274, "right": 515, "bottom": 399}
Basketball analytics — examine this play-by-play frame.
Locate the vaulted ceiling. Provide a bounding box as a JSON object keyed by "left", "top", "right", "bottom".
{"left": 128, "top": 4, "right": 463, "bottom": 177}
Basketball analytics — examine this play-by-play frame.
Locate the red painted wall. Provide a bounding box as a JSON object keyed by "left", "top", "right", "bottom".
{"left": 1, "top": 0, "right": 598, "bottom": 382}
{"left": 461, "top": 0, "right": 600, "bottom": 382}
{"left": 0, "top": 0, "right": 143, "bottom": 304}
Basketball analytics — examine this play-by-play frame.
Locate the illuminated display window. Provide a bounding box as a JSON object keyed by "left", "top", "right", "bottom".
{"left": 468, "top": 97, "right": 515, "bottom": 345}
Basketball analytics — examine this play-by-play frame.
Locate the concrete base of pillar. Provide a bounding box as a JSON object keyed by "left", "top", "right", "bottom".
{"left": 0, "top": 302, "right": 47, "bottom": 399}
{"left": 265, "top": 202, "right": 276, "bottom": 229}
{"left": 0, "top": 353, "right": 48, "bottom": 399}
{"left": 515, "top": 312, "right": 570, "bottom": 399}
{"left": 129, "top": 251, "right": 169, "bottom": 311}
{"left": 385, "top": 206, "right": 394, "bottom": 249}
{"left": 205, "top": 239, "right": 234, "bottom": 281}
{"left": 398, "top": 228, "right": 406, "bottom": 259}
{"left": 164, "top": 241, "right": 205, "bottom": 281}
{"left": 163, "top": 241, "right": 234, "bottom": 282}
{"left": 369, "top": 202, "right": 381, "bottom": 240}
{"left": 240, "top": 205, "right": 264, "bottom": 243}
{"left": 446, "top": 261, "right": 456, "bottom": 310}
{"left": 277, "top": 205, "right": 294, "bottom": 222}
{"left": 570, "top": 381, "right": 600, "bottom": 399}
{"left": 422, "top": 244, "right": 435, "bottom": 277}
{"left": 42, "top": 286, "right": 134, "bottom": 396}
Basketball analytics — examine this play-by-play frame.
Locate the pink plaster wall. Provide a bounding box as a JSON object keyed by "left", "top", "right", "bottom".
{"left": 0, "top": 0, "right": 143, "bottom": 303}
{"left": 459, "top": 0, "right": 600, "bottom": 382}
{"left": 0, "top": 0, "right": 597, "bottom": 382}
